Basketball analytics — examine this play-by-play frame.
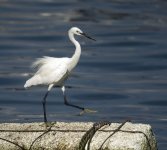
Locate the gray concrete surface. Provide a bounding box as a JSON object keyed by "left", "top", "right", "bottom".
{"left": 0, "top": 121, "right": 157, "bottom": 150}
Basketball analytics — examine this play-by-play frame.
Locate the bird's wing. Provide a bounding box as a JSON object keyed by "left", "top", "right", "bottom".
{"left": 25, "top": 57, "right": 70, "bottom": 87}
{"left": 35, "top": 56, "right": 70, "bottom": 84}
{"left": 32, "top": 56, "right": 60, "bottom": 69}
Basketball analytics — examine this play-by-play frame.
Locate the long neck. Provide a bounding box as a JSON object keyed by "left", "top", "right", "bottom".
{"left": 68, "top": 32, "right": 81, "bottom": 71}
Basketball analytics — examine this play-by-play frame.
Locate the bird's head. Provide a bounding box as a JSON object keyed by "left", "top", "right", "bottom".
{"left": 69, "top": 27, "right": 96, "bottom": 41}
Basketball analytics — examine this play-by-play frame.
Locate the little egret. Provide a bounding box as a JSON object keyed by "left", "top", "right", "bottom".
{"left": 24, "top": 27, "right": 96, "bottom": 123}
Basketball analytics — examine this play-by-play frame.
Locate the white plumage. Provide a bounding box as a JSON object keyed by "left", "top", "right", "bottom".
{"left": 24, "top": 56, "right": 70, "bottom": 88}
{"left": 24, "top": 27, "right": 95, "bottom": 123}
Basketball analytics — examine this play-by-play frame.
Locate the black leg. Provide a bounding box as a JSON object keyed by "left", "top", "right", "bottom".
{"left": 62, "top": 86, "right": 85, "bottom": 111}
{"left": 64, "top": 94, "right": 85, "bottom": 110}
{"left": 42, "top": 91, "right": 49, "bottom": 123}
{"left": 61, "top": 86, "right": 97, "bottom": 115}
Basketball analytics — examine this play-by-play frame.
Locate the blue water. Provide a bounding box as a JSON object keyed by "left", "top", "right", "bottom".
{"left": 0, "top": 0, "right": 167, "bottom": 149}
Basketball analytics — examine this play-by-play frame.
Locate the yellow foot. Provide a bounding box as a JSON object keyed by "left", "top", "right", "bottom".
{"left": 44, "top": 122, "right": 56, "bottom": 129}
{"left": 79, "top": 108, "right": 97, "bottom": 115}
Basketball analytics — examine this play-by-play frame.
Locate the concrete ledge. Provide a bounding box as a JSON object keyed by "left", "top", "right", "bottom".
{"left": 0, "top": 122, "right": 157, "bottom": 150}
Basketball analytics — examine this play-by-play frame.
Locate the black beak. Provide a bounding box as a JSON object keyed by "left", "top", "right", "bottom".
{"left": 81, "top": 32, "right": 96, "bottom": 41}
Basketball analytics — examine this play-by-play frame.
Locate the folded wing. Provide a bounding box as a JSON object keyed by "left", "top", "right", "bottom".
{"left": 24, "top": 56, "right": 70, "bottom": 88}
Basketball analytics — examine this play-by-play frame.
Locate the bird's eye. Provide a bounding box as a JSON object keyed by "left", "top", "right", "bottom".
{"left": 76, "top": 31, "right": 79, "bottom": 33}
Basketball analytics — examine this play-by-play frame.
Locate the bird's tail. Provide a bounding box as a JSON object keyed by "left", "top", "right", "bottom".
{"left": 24, "top": 75, "right": 41, "bottom": 88}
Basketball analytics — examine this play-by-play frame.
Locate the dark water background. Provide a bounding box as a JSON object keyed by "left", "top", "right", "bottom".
{"left": 0, "top": 0, "right": 167, "bottom": 149}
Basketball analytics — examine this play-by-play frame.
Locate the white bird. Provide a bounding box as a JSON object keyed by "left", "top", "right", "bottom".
{"left": 24, "top": 27, "right": 96, "bottom": 123}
